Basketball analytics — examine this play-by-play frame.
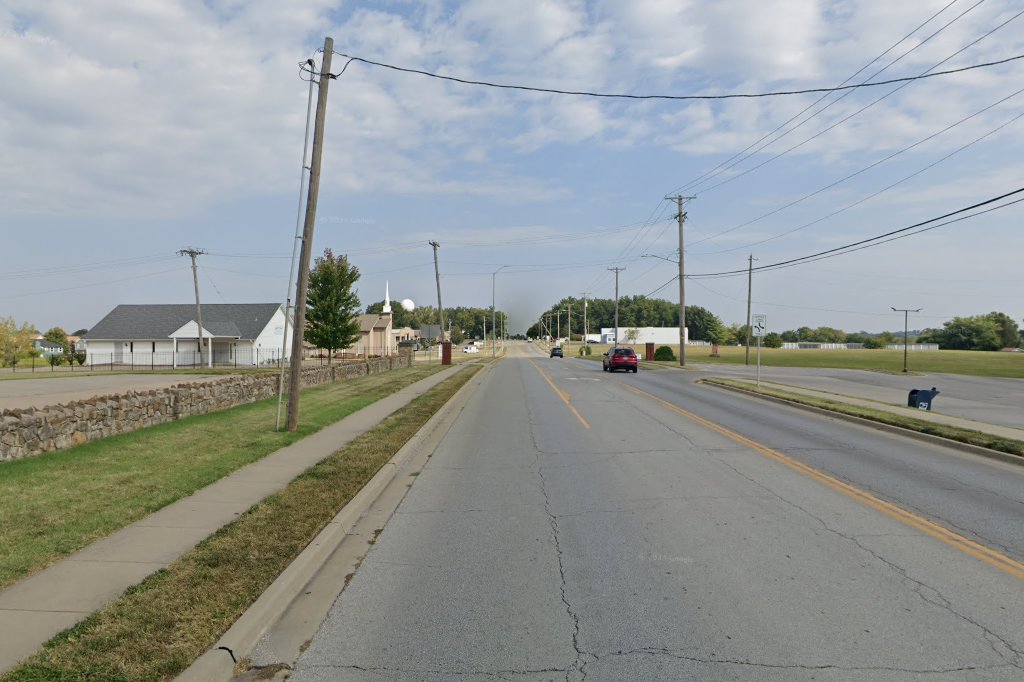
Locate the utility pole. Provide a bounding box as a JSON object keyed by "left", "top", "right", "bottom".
{"left": 745, "top": 254, "right": 757, "bottom": 366}
{"left": 276, "top": 58, "right": 317, "bottom": 431}
{"left": 891, "top": 307, "right": 922, "bottom": 373}
{"left": 178, "top": 248, "right": 209, "bottom": 368}
{"left": 429, "top": 241, "right": 447, "bottom": 354}
{"left": 581, "top": 292, "right": 590, "bottom": 346}
{"left": 556, "top": 308, "right": 561, "bottom": 342}
{"left": 608, "top": 267, "right": 625, "bottom": 348}
{"left": 567, "top": 301, "right": 572, "bottom": 352}
{"left": 666, "top": 195, "right": 695, "bottom": 366}
{"left": 286, "top": 37, "right": 334, "bottom": 432}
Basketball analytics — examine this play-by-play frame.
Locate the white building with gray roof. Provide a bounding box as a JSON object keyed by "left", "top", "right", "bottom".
{"left": 83, "top": 303, "right": 290, "bottom": 368}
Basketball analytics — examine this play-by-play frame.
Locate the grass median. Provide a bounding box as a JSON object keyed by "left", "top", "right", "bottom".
{"left": 702, "top": 378, "right": 1024, "bottom": 458}
{"left": 0, "top": 364, "right": 447, "bottom": 591}
{"left": 3, "top": 364, "right": 479, "bottom": 681}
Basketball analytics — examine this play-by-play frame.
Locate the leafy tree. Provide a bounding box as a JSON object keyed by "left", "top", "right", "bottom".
{"left": 814, "top": 326, "right": 847, "bottom": 343}
{"left": 764, "top": 332, "right": 783, "bottom": 348}
{"left": 863, "top": 336, "right": 885, "bottom": 349}
{"left": 450, "top": 327, "right": 465, "bottom": 345}
{"left": 43, "top": 327, "right": 71, "bottom": 355}
{"left": 305, "top": 249, "right": 361, "bottom": 362}
{"left": 0, "top": 317, "right": 36, "bottom": 366}
{"left": 985, "top": 311, "right": 1019, "bottom": 348}
{"left": 796, "top": 326, "right": 815, "bottom": 342}
{"left": 72, "top": 328, "right": 88, "bottom": 336}
{"left": 918, "top": 315, "right": 1002, "bottom": 351}
{"left": 686, "top": 305, "right": 724, "bottom": 342}
{"left": 780, "top": 330, "right": 799, "bottom": 343}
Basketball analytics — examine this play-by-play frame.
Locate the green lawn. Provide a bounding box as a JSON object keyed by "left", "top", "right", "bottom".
{"left": 3, "top": 366, "right": 479, "bottom": 682}
{"left": 0, "top": 364, "right": 445, "bottom": 591}
{"left": 567, "top": 343, "right": 1024, "bottom": 378}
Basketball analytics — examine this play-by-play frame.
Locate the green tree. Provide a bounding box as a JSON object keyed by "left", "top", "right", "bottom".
{"left": 764, "top": 332, "right": 783, "bottom": 348}
{"left": 685, "top": 305, "right": 724, "bottom": 342}
{"left": 985, "top": 311, "right": 1019, "bottom": 348}
{"left": 43, "top": 327, "right": 71, "bottom": 355}
{"left": 0, "top": 317, "right": 36, "bottom": 366}
{"left": 918, "top": 315, "right": 1002, "bottom": 351}
{"left": 305, "top": 249, "right": 361, "bottom": 362}
{"left": 450, "top": 327, "right": 465, "bottom": 345}
{"left": 780, "top": 330, "right": 799, "bottom": 342}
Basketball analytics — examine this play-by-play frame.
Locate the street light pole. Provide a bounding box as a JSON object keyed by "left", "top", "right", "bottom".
{"left": 891, "top": 306, "right": 922, "bottom": 373}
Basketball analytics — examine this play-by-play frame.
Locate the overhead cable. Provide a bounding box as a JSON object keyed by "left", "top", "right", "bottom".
{"left": 330, "top": 51, "right": 1024, "bottom": 101}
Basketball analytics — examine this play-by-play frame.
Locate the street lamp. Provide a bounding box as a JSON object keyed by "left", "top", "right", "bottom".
{"left": 492, "top": 266, "right": 508, "bottom": 358}
{"left": 891, "top": 306, "right": 921, "bottom": 373}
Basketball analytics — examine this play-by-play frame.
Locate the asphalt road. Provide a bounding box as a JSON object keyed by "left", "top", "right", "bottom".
{"left": 688, "top": 362, "right": 1024, "bottom": 430}
{"left": 291, "top": 347, "right": 1024, "bottom": 681}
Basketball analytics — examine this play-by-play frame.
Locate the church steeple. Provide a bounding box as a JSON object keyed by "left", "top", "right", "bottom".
{"left": 383, "top": 281, "right": 392, "bottom": 314}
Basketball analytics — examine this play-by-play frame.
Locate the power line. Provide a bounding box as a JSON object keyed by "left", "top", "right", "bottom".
{"left": 689, "top": 6, "right": 1024, "bottom": 196}
{"left": 690, "top": 88, "right": 1024, "bottom": 250}
{"left": 689, "top": 187, "right": 1024, "bottom": 279}
{"left": 675, "top": 0, "right": 986, "bottom": 194}
{"left": 330, "top": 51, "right": 1024, "bottom": 101}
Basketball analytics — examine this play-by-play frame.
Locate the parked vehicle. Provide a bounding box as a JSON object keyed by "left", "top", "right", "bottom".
{"left": 603, "top": 347, "right": 638, "bottom": 372}
{"left": 463, "top": 346, "right": 480, "bottom": 353}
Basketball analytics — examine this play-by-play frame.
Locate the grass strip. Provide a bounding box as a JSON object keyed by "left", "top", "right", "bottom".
{"left": 702, "top": 378, "right": 1024, "bottom": 458}
{"left": 3, "top": 365, "right": 479, "bottom": 682}
{"left": 0, "top": 365, "right": 444, "bottom": 590}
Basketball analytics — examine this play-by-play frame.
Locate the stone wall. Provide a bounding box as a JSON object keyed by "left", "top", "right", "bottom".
{"left": 0, "top": 355, "right": 411, "bottom": 462}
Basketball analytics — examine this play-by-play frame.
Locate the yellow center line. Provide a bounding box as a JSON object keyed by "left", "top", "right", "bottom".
{"left": 529, "top": 360, "right": 590, "bottom": 429}
{"left": 624, "top": 384, "right": 1024, "bottom": 582}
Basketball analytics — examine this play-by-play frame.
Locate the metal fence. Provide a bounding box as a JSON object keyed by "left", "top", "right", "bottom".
{"left": 3, "top": 347, "right": 417, "bottom": 373}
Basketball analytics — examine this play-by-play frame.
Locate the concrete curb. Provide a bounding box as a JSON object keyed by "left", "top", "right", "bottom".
{"left": 701, "top": 379, "right": 1024, "bottom": 469}
{"left": 178, "top": 362, "right": 493, "bottom": 681}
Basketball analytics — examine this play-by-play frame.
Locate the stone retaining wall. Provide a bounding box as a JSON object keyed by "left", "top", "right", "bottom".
{"left": 0, "top": 355, "right": 411, "bottom": 462}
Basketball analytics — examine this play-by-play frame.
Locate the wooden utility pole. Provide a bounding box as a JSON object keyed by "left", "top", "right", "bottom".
{"left": 178, "top": 248, "right": 209, "bottom": 368}
{"left": 429, "top": 241, "right": 445, "bottom": 340}
{"left": 666, "top": 195, "right": 695, "bottom": 366}
{"left": 745, "top": 254, "right": 756, "bottom": 366}
{"left": 429, "top": 240, "right": 450, "bottom": 364}
{"left": 608, "top": 267, "right": 625, "bottom": 348}
{"left": 286, "top": 37, "right": 334, "bottom": 432}
{"left": 581, "top": 292, "right": 590, "bottom": 346}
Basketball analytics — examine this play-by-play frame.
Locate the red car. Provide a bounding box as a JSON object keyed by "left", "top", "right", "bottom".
{"left": 603, "top": 347, "right": 638, "bottom": 373}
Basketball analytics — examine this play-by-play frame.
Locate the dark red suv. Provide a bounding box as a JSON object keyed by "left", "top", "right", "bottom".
{"left": 603, "top": 347, "right": 638, "bottom": 373}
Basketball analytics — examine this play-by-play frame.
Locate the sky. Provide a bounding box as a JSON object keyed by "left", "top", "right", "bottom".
{"left": 2, "top": 0, "right": 1023, "bottom": 337}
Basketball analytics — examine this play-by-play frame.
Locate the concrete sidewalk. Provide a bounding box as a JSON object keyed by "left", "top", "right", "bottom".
{"left": 715, "top": 377, "right": 1024, "bottom": 444}
{"left": 0, "top": 364, "right": 467, "bottom": 675}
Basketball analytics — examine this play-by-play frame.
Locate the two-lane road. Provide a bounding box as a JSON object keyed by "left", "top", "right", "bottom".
{"left": 291, "top": 350, "right": 1024, "bottom": 681}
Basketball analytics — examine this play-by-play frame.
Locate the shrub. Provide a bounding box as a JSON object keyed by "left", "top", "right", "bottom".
{"left": 764, "top": 332, "right": 783, "bottom": 348}
{"left": 74, "top": 352, "right": 87, "bottom": 366}
{"left": 578, "top": 345, "right": 592, "bottom": 356}
{"left": 654, "top": 345, "right": 676, "bottom": 361}
{"left": 47, "top": 355, "right": 63, "bottom": 367}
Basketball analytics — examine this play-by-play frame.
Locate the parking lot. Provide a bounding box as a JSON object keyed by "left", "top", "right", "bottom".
{"left": 0, "top": 374, "right": 222, "bottom": 412}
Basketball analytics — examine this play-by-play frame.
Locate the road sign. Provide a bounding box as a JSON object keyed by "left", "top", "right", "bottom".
{"left": 752, "top": 313, "right": 767, "bottom": 338}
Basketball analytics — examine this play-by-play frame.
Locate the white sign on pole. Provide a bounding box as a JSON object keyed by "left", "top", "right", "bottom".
{"left": 752, "top": 313, "right": 767, "bottom": 338}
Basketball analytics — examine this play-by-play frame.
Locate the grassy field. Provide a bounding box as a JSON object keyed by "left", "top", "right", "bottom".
{"left": 3, "top": 366, "right": 479, "bottom": 682}
{"left": 0, "top": 364, "right": 446, "bottom": 591}
{"left": 561, "top": 343, "right": 1024, "bottom": 378}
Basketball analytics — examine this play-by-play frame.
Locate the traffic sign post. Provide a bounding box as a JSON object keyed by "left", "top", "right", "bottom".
{"left": 752, "top": 314, "right": 766, "bottom": 387}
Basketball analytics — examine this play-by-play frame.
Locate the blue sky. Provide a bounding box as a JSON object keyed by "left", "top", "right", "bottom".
{"left": 3, "top": 0, "right": 1023, "bottom": 337}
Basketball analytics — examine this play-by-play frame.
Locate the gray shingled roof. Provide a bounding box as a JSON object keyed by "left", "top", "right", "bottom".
{"left": 84, "top": 304, "right": 283, "bottom": 341}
